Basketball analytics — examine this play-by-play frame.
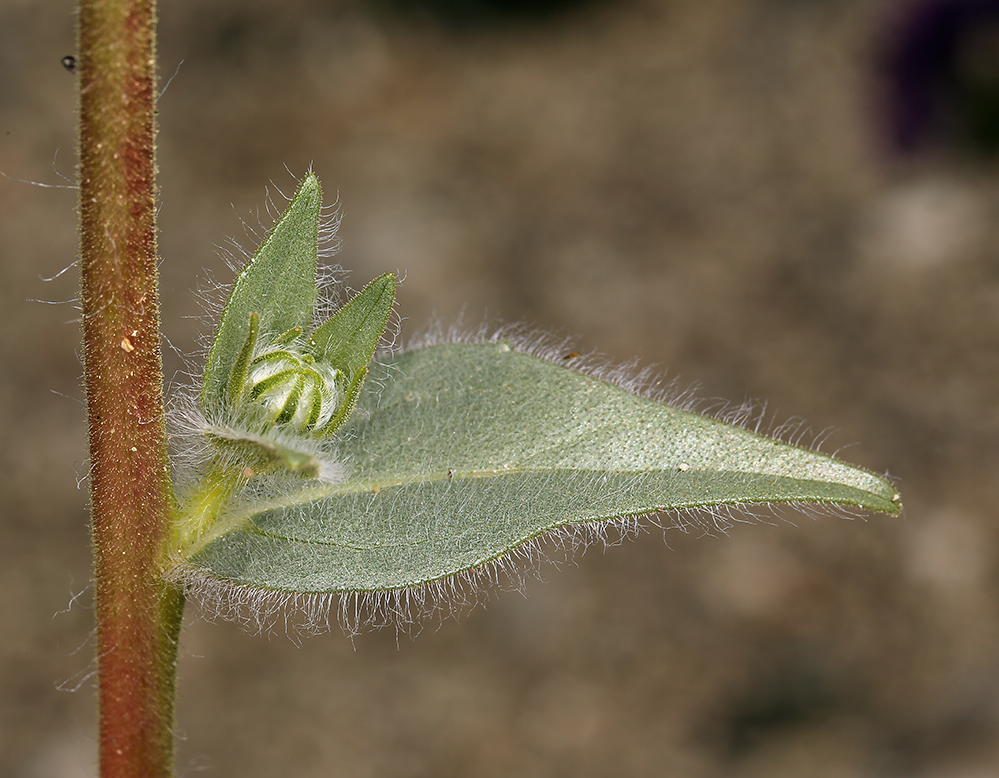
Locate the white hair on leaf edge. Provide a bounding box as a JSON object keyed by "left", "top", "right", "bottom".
{"left": 402, "top": 318, "right": 860, "bottom": 456}
{"left": 170, "top": 495, "right": 871, "bottom": 640}
{"left": 168, "top": 513, "right": 648, "bottom": 640}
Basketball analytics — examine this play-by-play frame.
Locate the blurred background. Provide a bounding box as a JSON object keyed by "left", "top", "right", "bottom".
{"left": 3, "top": 0, "right": 999, "bottom": 775}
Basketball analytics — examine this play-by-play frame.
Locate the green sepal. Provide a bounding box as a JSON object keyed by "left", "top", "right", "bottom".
{"left": 227, "top": 312, "right": 260, "bottom": 406}
{"left": 202, "top": 175, "right": 322, "bottom": 415}
{"left": 309, "top": 273, "right": 396, "bottom": 436}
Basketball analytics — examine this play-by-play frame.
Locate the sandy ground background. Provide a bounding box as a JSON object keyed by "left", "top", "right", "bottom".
{"left": 3, "top": 0, "right": 999, "bottom": 775}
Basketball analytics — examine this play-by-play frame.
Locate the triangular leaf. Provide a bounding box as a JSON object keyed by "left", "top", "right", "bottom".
{"left": 309, "top": 273, "right": 396, "bottom": 436}
{"left": 202, "top": 175, "right": 322, "bottom": 414}
{"left": 184, "top": 342, "right": 900, "bottom": 594}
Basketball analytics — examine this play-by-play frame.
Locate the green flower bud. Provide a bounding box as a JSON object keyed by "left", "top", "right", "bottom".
{"left": 197, "top": 174, "right": 395, "bottom": 481}
{"left": 244, "top": 341, "right": 345, "bottom": 434}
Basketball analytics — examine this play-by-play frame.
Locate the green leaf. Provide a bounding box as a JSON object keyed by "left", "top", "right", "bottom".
{"left": 202, "top": 175, "right": 322, "bottom": 414}
{"left": 183, "top": 342, "right": 900, "bottom": 594}
{"left": 309, "top": 273, "right": 396, "bottom": 436}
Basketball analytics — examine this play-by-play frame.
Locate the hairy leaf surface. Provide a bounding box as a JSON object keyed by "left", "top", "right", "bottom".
{"left": 184, "top": 342, "right": 900, "bottom": 594}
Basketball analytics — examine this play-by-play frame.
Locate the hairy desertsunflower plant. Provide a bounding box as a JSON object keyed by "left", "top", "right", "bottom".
{"left": 76, "top": 0, "right": 901, "bottom": 769}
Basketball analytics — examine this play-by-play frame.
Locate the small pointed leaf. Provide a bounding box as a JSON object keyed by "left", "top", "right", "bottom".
{"left": 309, "top": 273, "right": 396, "bottom": 436}
{"left": 184, "top": 342, "right": 900, "bottom": 594}
{"left": 202, "top": 175, "right": 322, "bottom": 414}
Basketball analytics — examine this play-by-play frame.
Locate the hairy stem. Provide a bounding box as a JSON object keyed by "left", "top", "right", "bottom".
{"left": 78, "top": 0, "right": 183, "bottom": 776}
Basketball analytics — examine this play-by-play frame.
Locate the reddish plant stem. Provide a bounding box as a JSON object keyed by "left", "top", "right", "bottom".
{"left": 78, "top": 1, "right": 184, "bottom": 776}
